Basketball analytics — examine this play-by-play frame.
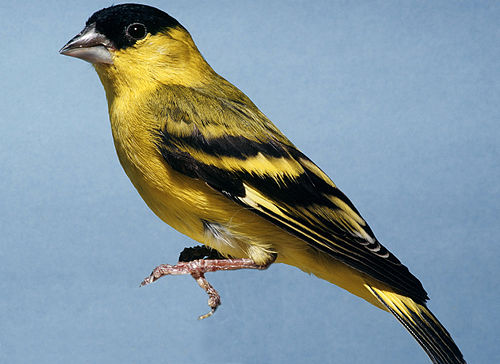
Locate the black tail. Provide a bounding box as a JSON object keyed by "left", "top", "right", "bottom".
{"left": 366, "top": 285, "right": 465, "bottom": 364}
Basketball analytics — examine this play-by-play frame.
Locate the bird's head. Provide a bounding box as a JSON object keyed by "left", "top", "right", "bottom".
{"left": 60, "top": 4, "right": 214, "bottom": 94}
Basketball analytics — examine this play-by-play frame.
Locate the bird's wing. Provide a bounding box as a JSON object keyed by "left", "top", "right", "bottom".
{"left": 154, "top": 86, "right": 428, "bottom": 303}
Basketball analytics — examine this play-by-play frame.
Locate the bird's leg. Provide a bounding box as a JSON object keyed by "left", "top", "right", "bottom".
{"left": 140, "top": 248, "right": 275, "bottom": 319}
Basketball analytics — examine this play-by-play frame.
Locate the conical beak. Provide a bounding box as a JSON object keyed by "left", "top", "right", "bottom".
{"left": 59, "top": 23, "right": 114, "bottom": 64}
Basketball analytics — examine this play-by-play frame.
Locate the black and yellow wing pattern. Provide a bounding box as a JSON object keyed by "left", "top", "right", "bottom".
{"left": 153, "top": 84, "right": 427, "bottom": 302}
{"left": 153, "top": 84, "right": 464, "bottom": 364}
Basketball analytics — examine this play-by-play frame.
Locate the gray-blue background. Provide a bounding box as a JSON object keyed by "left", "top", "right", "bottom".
{"left": 2, "top": 1, "right": 498, "bottom": 363}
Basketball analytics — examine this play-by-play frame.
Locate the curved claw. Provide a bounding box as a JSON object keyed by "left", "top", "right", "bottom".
{"left": 198, "top": 307, "right": 217, "bottom": 320}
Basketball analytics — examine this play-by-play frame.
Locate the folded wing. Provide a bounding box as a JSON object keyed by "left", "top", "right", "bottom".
{"left": 153, "top": 85, "right": 429, "bottom": 304}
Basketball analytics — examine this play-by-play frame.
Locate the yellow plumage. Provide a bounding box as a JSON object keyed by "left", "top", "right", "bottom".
{"left": 59, "top": 4, "right": 465, "bottom": 363}
{"left": 97, "top": 53, "right": 382, "bottom": 303}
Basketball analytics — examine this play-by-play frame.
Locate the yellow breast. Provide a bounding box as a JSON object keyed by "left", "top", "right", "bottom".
{"left": 94, "top": 63, "right": 385, "bottom": 310}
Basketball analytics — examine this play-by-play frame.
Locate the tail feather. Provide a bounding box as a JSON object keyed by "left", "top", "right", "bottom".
{"left": 366, "top": 285, "right": 466, "bottom": 364}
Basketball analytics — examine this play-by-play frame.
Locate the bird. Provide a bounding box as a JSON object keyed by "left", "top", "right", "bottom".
{"left": 60, "top": 4, "right": 465, "bottom": 363}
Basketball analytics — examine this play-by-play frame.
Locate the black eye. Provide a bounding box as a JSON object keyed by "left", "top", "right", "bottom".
{"left": 126, "top": 23, "right": 147, "bottom": 40}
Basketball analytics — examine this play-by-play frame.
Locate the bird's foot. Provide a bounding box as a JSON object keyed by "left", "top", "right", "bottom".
{"left": 140, "top": 257, "right": 271, "bottom": 319}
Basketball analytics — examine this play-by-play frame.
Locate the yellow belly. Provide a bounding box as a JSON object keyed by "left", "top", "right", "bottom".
{"left": 106, "top": 95, "right": 386, "bottom": 311}
{"left": 118, "top": 145, "right": 385, "bottom": 310}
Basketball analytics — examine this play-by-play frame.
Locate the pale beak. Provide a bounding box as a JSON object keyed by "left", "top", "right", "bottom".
{"left": 59, "top": 23, "right": 114, "bottom": 64}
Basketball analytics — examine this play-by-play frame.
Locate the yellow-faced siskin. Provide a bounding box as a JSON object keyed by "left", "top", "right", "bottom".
{"left": 60, "top": 4, "right": 465, "bottom": 363}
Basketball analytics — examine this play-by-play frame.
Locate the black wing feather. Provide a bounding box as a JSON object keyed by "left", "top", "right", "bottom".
{"left": 156, "top": 126, "right": 428, "bottom": 303}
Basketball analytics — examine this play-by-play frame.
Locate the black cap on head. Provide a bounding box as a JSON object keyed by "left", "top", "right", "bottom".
{"left": 87, "top": 3, "right": 182, "bottom": 49}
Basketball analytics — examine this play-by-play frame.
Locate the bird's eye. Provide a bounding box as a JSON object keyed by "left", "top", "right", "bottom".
{"left": 126, "top": 23, "right": 147, "bottom": 40}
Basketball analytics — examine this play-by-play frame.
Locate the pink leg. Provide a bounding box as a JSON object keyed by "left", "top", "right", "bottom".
{"left": 140, "top": 258, "right": 272, "bottom": 319}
